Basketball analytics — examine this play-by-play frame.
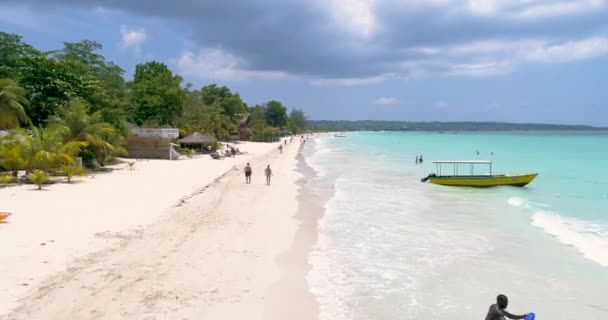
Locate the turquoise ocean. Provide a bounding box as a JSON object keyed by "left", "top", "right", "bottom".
{"left": 302, "top": 131, "right": 608, "bottom": 319}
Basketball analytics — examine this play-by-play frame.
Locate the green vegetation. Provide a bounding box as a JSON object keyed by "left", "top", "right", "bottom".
{"left": 61, "top": 164, "right": 85, "bottom": 183}
{"left": 0, "top": 31, "right": 309, "bottom": 188}
{"left": 1, "top": 173, "right": 14, "bottom": 187}
{"left": 0, "top": 79, "right": 30, "bottom": 129}
{"left": 28, "top": 170, "right": 48, "bottom": 190}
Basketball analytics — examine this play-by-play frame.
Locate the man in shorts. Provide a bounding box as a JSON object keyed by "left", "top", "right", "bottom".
{"left": 244, "top": 163, "right": 252, "bottom": 184}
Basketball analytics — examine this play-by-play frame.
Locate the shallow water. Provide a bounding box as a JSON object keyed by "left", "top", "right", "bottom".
{"left": 303, "top": 131, "right": 608, "bottom": 319}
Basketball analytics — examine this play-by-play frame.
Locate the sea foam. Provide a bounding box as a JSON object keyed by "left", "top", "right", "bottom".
{"left": 507, "top": 196, "right": 525, "bottom": 207}
{"left": 531, "top": 211, "right": 608, "bottom": 267}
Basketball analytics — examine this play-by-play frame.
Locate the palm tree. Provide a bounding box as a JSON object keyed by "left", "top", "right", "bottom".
{"left": 22, "top": 126, "right": 76, "bottom": 171}
{"left": 28, "top": 170, "right": 48, "bottom": 190}
{"left": 0, "top": 129, "right": 27, "bottom": 178}
{"left": 0, "top": 144, "right": 25, "bottom": 175}
{"left": 51, "top": 99, "right": 125, "bottom": 165}
{"left": 61, "top": 164, "right": 84, "bottom": 183}
{"left": 1, "top": 174, "right": 14, "bottom": 187}
{"left": 0, "top": 79, "right": 30, "bottom": 129}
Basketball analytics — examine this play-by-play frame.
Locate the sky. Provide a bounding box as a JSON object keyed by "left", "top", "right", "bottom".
{"left": 1, "top": 0, "right": 607, "bottom": 126}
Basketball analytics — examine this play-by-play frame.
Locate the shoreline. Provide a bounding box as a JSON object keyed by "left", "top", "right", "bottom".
{"left": 1, "top": 139, "right": 317, "bottom": 319}
{"left": 265, "top": 141, "right": 322, "bottom": 320}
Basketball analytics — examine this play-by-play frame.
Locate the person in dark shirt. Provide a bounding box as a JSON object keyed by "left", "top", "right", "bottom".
{"left": 485, "top": 294, "right": 528, "bottom": 320}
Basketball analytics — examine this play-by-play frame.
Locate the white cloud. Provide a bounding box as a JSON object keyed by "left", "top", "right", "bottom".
{"left": 171, "top": 49, "right": 289, "bottom": 81}
{"left": 445, "top": 39, "right": 546, "bottom": 56}
{"left": 402, "top": 59, "right": 513, "bottom": 78}
{"left": 310, "top": 73, "right": 393, "bottom": 86}
{"left": 120, "top": 25, "right": 147, "bottom": 53}
{"left": 327, "top": 0, "right": 376, "bottom": 38}
{"left": 518, "top": 0, "right": 607, "bottom": 18}
{"left": 524, "top": 37, "right": 608, "bottom": 63}
{"left": 374, "top": 97, "right": 399, "bottom": 105}
{"left": 405, "top": 35, "right": 608, "bottom": 78}
{"left": 445, "top": 60, "right": 514, "bottom": 76}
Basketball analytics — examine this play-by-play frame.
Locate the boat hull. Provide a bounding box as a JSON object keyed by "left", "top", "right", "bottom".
{"left": 429, "top": 173, "right": 538, "bottom": 187}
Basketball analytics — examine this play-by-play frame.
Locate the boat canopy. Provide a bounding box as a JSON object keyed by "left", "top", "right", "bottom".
{"left": 431, "top": 160, "right": 492, "bottom": 176}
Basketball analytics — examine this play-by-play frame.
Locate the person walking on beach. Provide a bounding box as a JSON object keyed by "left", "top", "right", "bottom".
{"left": 279, "top": 145, "right": 283, "bottom": 154}
{"left": 419, "top": 155, "right": 423, "bottom": 163}
{"left": 415, "top": 156, "right": 419, "bottom": 164}
{"left": 485, "top": 294, "right": 529, "bottom": 320}
{"left": 264, "top": 165, "right": 273, "bottom": 185}
{"left": 244, "top": 163, "right": 252, "bottom": 184}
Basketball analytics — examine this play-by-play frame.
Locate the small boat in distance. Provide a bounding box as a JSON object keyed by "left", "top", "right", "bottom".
{"left": 334, "top": 134, "right": 347, "bottom": 137}
{"left": 421, "top": 160, "right": 538, "bottom": 187}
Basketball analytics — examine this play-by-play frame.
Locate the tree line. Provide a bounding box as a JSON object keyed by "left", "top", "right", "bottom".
{"left": 0, "top": 32, "right": 308, "bottom": 180}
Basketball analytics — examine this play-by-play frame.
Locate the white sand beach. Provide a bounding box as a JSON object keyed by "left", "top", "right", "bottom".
{"left": 0, "top": 139, "right": 317, "bottom": 319}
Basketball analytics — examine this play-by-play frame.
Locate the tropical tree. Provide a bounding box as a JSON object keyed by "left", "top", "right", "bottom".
{"left": 288, "top": 108, "right": 308, "bottom": 133}
{"left": 130, "top": 61, "right": 186, "bottom": 126}
{"left": 0, "top": 144, "right": 26, "bottom": 175}
{"left": 22, "top": 126, "right": 76, "bottom": 171}
{"left": 200, "top": 84, "right": 248, "bottom": 123}
{"left": 0, "top": 174, "right": 14, "bottom": 187}
{"left": 18, "top": 54, "right": 102, "bottom": 125}
{"left": 28, "top": 170, "right": 48, "bottom": 190}
{"left": 61, "top": 164, "right": 84, "bottom": 183}
{"left": 53, "top": 40, "right": 130, "bottom": 135}
{"left": 265, "top": 100, "right": 288, "bottom": 127}
{"left": 50, "top": 99, "right": 125, "bottom": 164}
{"left": 0, "top": 32, "right": 40, "bottom": 79}
{"left": 0, "top": 78, "right": 30, "bottom": 129}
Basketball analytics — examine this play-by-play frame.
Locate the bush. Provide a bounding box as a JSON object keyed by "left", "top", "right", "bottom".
{"left": 61, "top": 164, "right": 85, "bottom": 183}
{"left": 1, "top": 174, "right": 14, "bottom": 187}
{"left": 28, "top": 170, "right": 48, "bottom": 190}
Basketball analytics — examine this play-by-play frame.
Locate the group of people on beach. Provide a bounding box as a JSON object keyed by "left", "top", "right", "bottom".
{"left": 415, "top": 155, "right": 424, "bottom": 164}
{"left": 243, "top": 163, "right": 273, "bottom": 185}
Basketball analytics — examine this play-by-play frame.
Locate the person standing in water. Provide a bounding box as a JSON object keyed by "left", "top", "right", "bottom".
{"left": 415, "top": 156, "right": 419, "bottom": 164}
{"left": 419, "top": 155, "right": 423, "bottom": 163}
{"left": 485, "top": 294, "right": 529, "bottom": 320}
{"left": 244, "top": 163, "right": 252, "bottom": 184}
{"left": 264, "top": 165, "right": 273, "bottom": 185}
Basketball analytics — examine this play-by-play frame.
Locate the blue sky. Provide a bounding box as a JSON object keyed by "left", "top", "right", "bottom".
{"left": 1, "top": 0, "right": 608, "bottom": 126}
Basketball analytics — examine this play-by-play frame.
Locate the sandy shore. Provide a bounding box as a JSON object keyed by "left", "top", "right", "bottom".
{"left": 0, "top": 139, "right": 318, "bottom": 319}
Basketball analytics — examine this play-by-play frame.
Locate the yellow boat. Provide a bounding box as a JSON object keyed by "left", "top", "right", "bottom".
{"left": 422, "top": 160, "right": 538, "bottom": 187}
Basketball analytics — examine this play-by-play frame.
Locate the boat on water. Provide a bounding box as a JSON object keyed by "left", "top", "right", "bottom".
{"left": 421, "top": 160, "right": 538, "bottom": 187}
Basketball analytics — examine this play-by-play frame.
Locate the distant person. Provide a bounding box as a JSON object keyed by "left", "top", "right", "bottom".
{"left": 476, "top": 149, "right": 480, "bottom": 155}
{"left": 279, "top": 145, "right": 283, "bottom": 154}
{"left": 485, "top": 294, "right": 529, "bottom": 320}
{"left": 244, "top": 163, "right": 252, "bottom": 184}
{"left": 265, "top": 165, "right": 273, "bottom": 185}
{"left": 231, "top": 147, "right": 236, "bottom": 157}
{"left": 419, "top": 155, "right": 423, "bottom": 163}
{"left": 415, "top": 156, "right": 419, "bottom": 164}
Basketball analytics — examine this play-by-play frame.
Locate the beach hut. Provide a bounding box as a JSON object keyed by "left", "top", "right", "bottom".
{"left": 179, "top": 132, "right": 217, "bottom": 151}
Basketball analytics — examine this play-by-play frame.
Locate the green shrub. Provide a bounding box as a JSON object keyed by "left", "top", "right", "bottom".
{"left": 1, "top": 174, "right": 14, "bottom": 187}
{"left": 28, "top": 170, "right": 48, "bottom": 190}
{"left": 61, "top": 165, "right": 85, "bottom": 183}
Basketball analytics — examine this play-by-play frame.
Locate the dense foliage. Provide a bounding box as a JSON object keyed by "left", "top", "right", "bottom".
{"left": 0, "top": 32, "right": 309, "bottom": 180}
